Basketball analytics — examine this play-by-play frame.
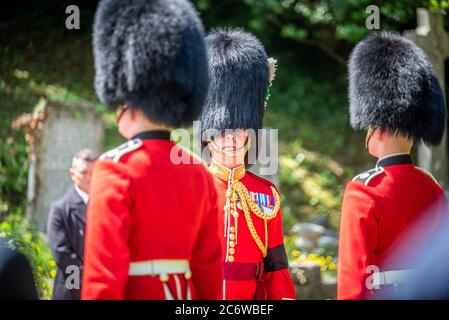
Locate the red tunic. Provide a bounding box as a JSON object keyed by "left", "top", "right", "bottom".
{"left": 209, "top": 161, "right": 296, "bottom": 300}
{"left": 82, "top": 131, "right": 223, "bottom": 300}
{"left": 337, "top": 154, "right": 448, "bottom": 299}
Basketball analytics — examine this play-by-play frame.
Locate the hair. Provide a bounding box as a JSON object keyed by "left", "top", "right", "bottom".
{"left": 72, "top": 149, "right": 97, "bottom": 169}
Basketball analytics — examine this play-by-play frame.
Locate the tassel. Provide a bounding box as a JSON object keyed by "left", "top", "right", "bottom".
{"left": 222, "top": 279, "right": 226, "bottom": 300}
{"left": 162, "top": 283, "right": 174, "bottom": 300}
{"left": 160, "top": 274, "right": 174, "bottom": 300}
{"left": 184, "top": 271, "right": 192, "bottom": 300}
{"left": 174, "top": 274, "right": 182, "bottom": 300}
{"left": 186, "top": 286, "right": 192, "bottom": 300}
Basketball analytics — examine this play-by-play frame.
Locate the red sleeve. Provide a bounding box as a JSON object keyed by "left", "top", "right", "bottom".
{"left": 81, "top": 160, "right": 133, "bottom": 300}
{"left": 263, "top": 205, "right": 296, "bottom": 300}
{"left": 189, "top": 175, "right": 223, "bottom": 300}
{"left": 337, "top": 181, "right": 378, "bottom": 300}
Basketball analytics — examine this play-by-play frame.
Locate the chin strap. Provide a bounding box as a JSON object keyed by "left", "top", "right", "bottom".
{"left": 207, "top": 138, "right": 251, "bottom": 157}
{"left": 365, "top": 127, "right": 376, "bottom": 149}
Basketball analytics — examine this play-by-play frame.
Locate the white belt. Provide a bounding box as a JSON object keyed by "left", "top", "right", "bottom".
{"left": 128, "top": 259, "right": 192, "bottom": 300}
{"left": 128, "top": 259, "right": 191, "bottom": 277}
{"left": 372, "top": 269, "right": 414, "bottom": 287}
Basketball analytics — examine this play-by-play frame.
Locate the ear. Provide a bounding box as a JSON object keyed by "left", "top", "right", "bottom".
{"left": 374, "top": 128, "right": 385, "bottom": 141}
{"left": 126, "top": 105, "right": 137, "bottom": 120}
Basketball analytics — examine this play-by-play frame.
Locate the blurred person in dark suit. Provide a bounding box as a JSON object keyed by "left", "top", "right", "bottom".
{"left": 47, "top": 149, "right": 96, "bottom": 300}
{"left": 0, "top": 238, "right": 38, "bottom": 300}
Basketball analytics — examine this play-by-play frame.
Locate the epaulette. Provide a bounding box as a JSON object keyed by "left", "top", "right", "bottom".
{"left": 352, "top": 166, "right": 385, "bottom": 186}
{"left": 100, "top": 138, "right": 143, "bottom": 163}
{"left": 416, "top": 167, "right": 438, "bottom": 184}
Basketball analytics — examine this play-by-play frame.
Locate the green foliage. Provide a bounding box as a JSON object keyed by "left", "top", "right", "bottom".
{"left": 0, "top": 134, "right": 28, "bottom": 208}
{"left": 195, "top": 0, "right": 448, "bottom": 64}
{"left": 261, "top": 53, "right": 373, "bottom": 231}
{"left": 0, "top": 32, "right": 100, "bottom": 300}
{"left": 429, "top": 0, "right": 449, "bottom": 9}
{"left": 0, "top": 206, "right": 56, "bottom": 299}
{"left": 267, "top": 58, "right": 348, "bottom": 126}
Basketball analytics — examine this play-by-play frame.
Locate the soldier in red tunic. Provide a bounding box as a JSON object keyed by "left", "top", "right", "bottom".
{"left": 199, "top": 28, "right": 296, "bottom": 300}
{"left": 82, "top": 0, "right": 222, "bottom": 300}
{"left": 338, "top": 32, "right": 448, "bottom": 300}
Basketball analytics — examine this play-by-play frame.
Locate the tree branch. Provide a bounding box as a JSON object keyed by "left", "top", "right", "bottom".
{"left": 265, "top": 14, "right": 347, "bottom": 66}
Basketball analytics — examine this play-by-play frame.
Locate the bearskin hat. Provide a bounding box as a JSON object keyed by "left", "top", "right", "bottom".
{"left": 199, "top": 28, "right": 269, "bottom": 139}
{"left": 348, "top": 31, "right": 446, "bottom": 146}
{"left": 93, "top": 0, "right": 209, "bottom": 127}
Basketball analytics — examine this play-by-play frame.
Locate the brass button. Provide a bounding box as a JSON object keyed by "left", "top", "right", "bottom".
{"left": 229, "top": 241, "right": 235, "bottom": 248}
{"left": 229, "top": 234, "right": 235, "bottom": 240}
{"left": 160, "top": 274, "right": 169, "bottom": 282}
{"left": 229, "top": 248, "right": 235, "bottom": 255}
{"left": 228, "top": 256, "right": 235, "bottom": 262}
{"left": 236, "top": 201, "right": 242, "bottom": 210}
{"left": 230, "top": 226, "right": 235, "bottom": 233}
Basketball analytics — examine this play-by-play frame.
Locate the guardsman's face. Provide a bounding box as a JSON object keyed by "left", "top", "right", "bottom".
{"left": 209, "top": 129, "right": 248, "bottom": 168}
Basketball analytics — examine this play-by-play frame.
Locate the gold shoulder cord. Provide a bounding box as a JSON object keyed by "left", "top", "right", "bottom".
{"left": 226, "top": 180, "right": 281, "bottom": 257}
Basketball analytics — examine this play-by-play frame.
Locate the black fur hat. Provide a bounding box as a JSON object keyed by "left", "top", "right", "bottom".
{"left": 93, "top": 0, "right": 209, "bottom": 127}
{"left": 349, "top": 31, "right": 446, "bottom": 146}
{"left": 199, "top": 28, "right": 269, "bottom": 139}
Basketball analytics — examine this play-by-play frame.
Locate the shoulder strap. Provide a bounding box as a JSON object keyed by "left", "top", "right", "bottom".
{"left": 100, "top": 138, "right": 143, "bottom": 163}
{"left": 352, "top": 167, "right": 385, "bottom": 186}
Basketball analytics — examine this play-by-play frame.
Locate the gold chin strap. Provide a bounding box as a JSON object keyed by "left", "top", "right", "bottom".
{"left": 115, "top": 105, "right": 129, "bottom": 126}
{"left": 365, "top": 127, "right": 376, "bottom": 149}
{"left": 207, "top": 138, "right": 251, "bottom": 157}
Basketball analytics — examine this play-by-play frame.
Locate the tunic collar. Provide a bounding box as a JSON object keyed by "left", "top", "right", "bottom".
{"left": 209, "top": 160, "right": 246, "bottom": 181}
{"left": 377, "top": 153, "right": 412, "bottom": 168}
{"left": 131, "top": 130, "right": 171, "bottom": 141}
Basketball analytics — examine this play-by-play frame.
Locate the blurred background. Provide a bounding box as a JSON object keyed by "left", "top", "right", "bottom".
{"left": 1, "top": 0, "right": 449, "bottom": 299}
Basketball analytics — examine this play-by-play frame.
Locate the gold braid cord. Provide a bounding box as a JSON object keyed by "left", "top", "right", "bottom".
{"left": 226, "top": 180, "right": 280, "bottom": 257}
